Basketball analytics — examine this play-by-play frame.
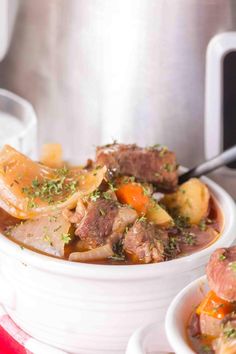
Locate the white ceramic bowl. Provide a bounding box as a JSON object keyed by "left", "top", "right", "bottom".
{"left": 0, "top": 176, "right": 235, "bottom": 354}
{"left": 165, "top": 275, "right": 209, "bottom": 354}
{"left": 0, "top": 89, "right": 38, "bottom": 157}
{"left": 126, "top": 321, "right": 166, "bottom": 354}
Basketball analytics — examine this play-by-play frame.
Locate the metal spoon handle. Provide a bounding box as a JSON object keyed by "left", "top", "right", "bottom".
{"left": 179, "top": 145, "right": 236, "bottom": 184}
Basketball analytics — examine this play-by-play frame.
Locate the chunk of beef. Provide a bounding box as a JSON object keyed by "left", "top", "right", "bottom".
{"left": 75, "top": 199, "right": 119, "bottom": 248}
{"left": 123, "top": 220, "right": 166, "bottom": 263}
{"left": 75, "top": 200, "right": 137, "bottom": 249}
{"left": 207, "top": 246, "right": 236, "bottom": 302}
{"left": 96, "top": 143, "right": 178, "bottom": 192}
{"left": 188, "top": 313, "right": 201, "bottom": 338}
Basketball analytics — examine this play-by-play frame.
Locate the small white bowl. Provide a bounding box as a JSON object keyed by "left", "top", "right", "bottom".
{"left": 0, "top": 89, "right": 37, "bottom": 157}
{"left": 125, "top": 276, "right": 208, "bottom": 354}
{"left": 165, "top": 275, "right": 208, "bottom": 354}
{"left": 0, "top": 177, "right": 234, "bottom": 353}
{"left": 126, "top": 321, "right": 167, "bottom": 354}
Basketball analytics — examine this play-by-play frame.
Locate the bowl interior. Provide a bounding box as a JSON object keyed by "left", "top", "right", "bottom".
{"left": 165, "top": 275, "right": 209, "bottom": 354}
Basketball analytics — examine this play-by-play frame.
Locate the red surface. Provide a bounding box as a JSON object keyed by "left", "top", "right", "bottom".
{"left": 0, "top": 325, "right": 28, "bottom": 354}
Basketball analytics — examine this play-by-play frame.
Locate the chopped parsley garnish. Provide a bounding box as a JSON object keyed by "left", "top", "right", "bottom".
{"left": 219, "top": 254, "right": 226, "bottom": 261}
{"left": 199, "top": 219, "right": 207, "bottom": 231}
{"left": 212, "top": 303, "right": 225, "bottom": 313}
{"left": 148, "top": 144, "right": 169, "bottom": 157}
{"left": 168, "top": 236, "right": 178, "bottom": 251}
{"left": 108, "top": 182, "right": 117, "bottom": 193}
{"left": 230, "top": 262, "right": 236, "bottom": 272}
{"left": 102, "top": 191, "right": 112, "bottom": 200}
{"left": 56, "top": 166, "right": 69, "bottom": 176}
{"left": 137, "top": 215, "right": 147, "bottom": 223}
{"left": 142, "top": 185, "right": 150, "bottom": 196}
{"left": 174, "top": 215, "right": 190, "bottom": 229}
{"left": 159, "top": 146, "right": 168, "bottom": 157}
{"left": 22, "top": 170, "right": 78, "bottom": 208}
{"left": 89, "top": 189, "right": 101, "bottom": 202}
{"left": 111, "top": 239, "right": 125, "bottom": 261}
{"left": 200, "top": 345, "right": 212, "bottom": 353}
{"left": 223, "top": 326, "right": 236, "bottom": 339}
{"left": 182, "top": 231, "right": 196, "bottom": 246}
{"left": 148, "top": 143, "right": 161, "bottom": 150}
{"left": 61, "top": 233, "right": 71, "bottom": 245}
{"left": 163, "top": 163, "right": 175, "bottom": 172}
{"left": 43, "top": 235, "right": 52, "bottom": 244}
{"left": 122, "top": 176, "right": 135, "bottom": 184}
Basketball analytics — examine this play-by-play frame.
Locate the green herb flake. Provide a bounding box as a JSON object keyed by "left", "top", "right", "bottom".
{"left": 219, "top": 254, "right": 226, "bottom": 261}
{"left": 230, "top": 262, "right": 236, "bottom": 272}
{"left": 102, "top": 191, "right": 112, "bottom": 200}
{"left": 159, "top": 146, "right": 168, "bottom": 157}
{"left": 223, "top": 326, "right": 236, "bottom": 339}
{"left": 89, "top": 189, "right": 101, "bottom": 202}
{"left": 174, "top": 215, "right": 190, "bottom": 229}
{"left": 108, "top": 182, "right": 117, "bottom": 193}
{"left": 163, "top": 163, "right": 175, "bottom": 172}
{"left": 43, "top": 235, "right": 52, "bottom": 244}
{"left": 183, "top": 231, "right": 196, "bottom": 246}
{"left": 168, "top": 236, "right": 178, "bottom": 250}
{"left": 213, "top": 303, "right": 225, "bottom": 313}
{"left": 61, "top": 233, "right": 71, "bottom": 245}
{"left": 137, "top": 215, "right": 147, "bottom": 223}
{"left": 142, "top": 185, "right": 150, "bottom": 196}
{"left": 200, "top": 345, "right": 212, "bottom": 353}
{"left": 199, "top": 219, "right": 207, "bottom": 231}
{"left": 111, "top": 239, "right": 125, "bottom": 261}
{"left": 56, "top": 166, "right": 69, "bottom": 177}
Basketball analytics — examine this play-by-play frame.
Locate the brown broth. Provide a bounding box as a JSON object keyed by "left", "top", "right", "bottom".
{"left": 1, "top": 193, "right": 224, "bottom": 265}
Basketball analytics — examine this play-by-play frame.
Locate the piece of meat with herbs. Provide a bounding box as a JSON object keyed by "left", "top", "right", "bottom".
{"left": 123, "top": 220, "right": 166, "bottom": 263}
{"left": 96, "top": 143, "right": 178, "bottom": 192}
{"left": 213, "top": 314, "right": 236, "bottom": 354}
{"left": 69, "top": 204, "right": 137, "bottom": 262}
{"left": 188, "top": 313, "right": 201, "bottom": 338}
{"left": 75, "top": 199, "right": 119, "bottom": 248}
{"left": 207, "top": 246, "right": 236, "bottom": 302}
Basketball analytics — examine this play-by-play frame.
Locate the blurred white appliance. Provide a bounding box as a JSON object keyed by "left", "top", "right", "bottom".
{"left": 0, "top": 0, "right": 37, "bottom": 157}
{"left": 205, "top": 32, "right": 236, "bottom": 198}
{"left": 0, "top": 0, "right": 18, "bottom": 61}
{"left": 0, "top": 0, "right": 235, "bottom": 195}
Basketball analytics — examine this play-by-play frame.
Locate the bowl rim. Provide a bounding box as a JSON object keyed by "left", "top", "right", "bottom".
{"left": 0, "top": 175, "right": 235, "bottom": 280}
{"left": 165, "top": 275, "right": 207, "bottom": 354}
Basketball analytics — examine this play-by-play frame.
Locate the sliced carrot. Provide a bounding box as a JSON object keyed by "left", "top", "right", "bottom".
{"left": 116, "top": 183, "right": 149, "bottom": 215}
{"left": 196, "top": 290, "right": 235, "bottom": 319}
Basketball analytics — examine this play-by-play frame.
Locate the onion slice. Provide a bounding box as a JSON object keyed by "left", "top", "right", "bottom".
{"left": 0, "top": 145, "right": 106, "bottom": 219}
{"left": 69, "top": 244, "right": 114, "bottom": 262}
{"left": 7, "top": 211, "right": 71, "bottom": 257}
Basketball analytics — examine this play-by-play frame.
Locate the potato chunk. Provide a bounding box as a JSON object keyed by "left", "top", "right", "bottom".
{"left": 146, "top": 201, "right": 173, "bottom": 226}
{"left": 163, "top": 178, "right": 210, "bottom": 224}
